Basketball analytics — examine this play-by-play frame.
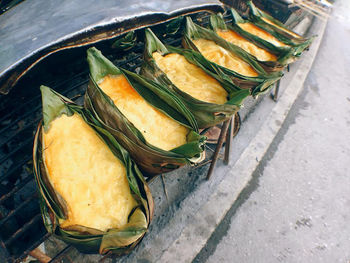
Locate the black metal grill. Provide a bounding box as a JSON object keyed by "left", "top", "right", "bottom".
{"left": 0, "top": 11, "right": 229, "bottom": 262}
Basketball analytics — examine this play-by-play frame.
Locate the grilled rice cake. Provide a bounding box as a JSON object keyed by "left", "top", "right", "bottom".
{"left": 192, "top": 38, "right": 258, "bottom": 77}
{"left": 152, "top": 52, "right": 228, "bottom": 104}
{"left": 261, "top": 17, "right": 301, "bottom": 39}
{"left": 238, "top": 22, "right": 287, "bottom": 47}
{"left": 99, "top": 75, "right": 189, "bottom": 151}
{"left": 43, "top": 113, "right": 137, "bottom": 231}
{"left": 217, "top": 29, "right": 277, "bottom": 62}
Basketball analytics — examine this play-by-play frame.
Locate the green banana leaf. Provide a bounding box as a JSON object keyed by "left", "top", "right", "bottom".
{"left": 85, "top": 47, "right": 206, "bottom": 176}
{"left": 163, "top": 16, "right": 185, "bottom": 36}
{"left": 111, "top": 17, "right": 185, "bottom": 52}
{"left": 152, "top": 16, "right": 185, "bottom": 37}
{"left": 111, "top": 31, "right": 137, "bottom": 51}
{"left": 141, "top": 28, "right": 248, "bottom": 129}
{"left": 33, "top": 86, "right": 154, "bottom": 255}
{"left": 209, "top": 13, "right": 287, "bottom": 72}
{"left": 225, "top": 8, "right": 297, "bottom": 66}
{"left": 183, "top": 16, "right": 283, "bottom": 96}
{"left": 246, "top": 0, "right": 315, "bottom": 56}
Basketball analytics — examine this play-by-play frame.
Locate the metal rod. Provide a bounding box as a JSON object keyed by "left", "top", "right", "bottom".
{"left": 224, "top": 117, "right": 234, "bottom": 165}
{"left": 0, "top": 118, "right": 38, "bottom": 150}
{"left": 0, "top": 192, "right": 37, "bottom": 227}
{"left": 5, "top": 213, "right": 41, "bottom": 246}
{"left": 206, "top": 119, "right": 230, "bottom": 180}
{"left": 200, "top": 126, "right": 213, "bottom": 136}
{"left": 0, "top": 175, "right": 32, "bottom": 205}
{"left": 0, "top": 137, "right": 33, "bottom": 164}
{"left": 16, "top": 233, "right": 51, "bottom": 263}
{"left": 205, "top": 145, "right": 224, "bottom": 159}
{"left": 99, "top": 250, "right": 116, "bottom": 262}
{"left": 0, "top": 106, "right": 40, "bottom": 135}
{"left": 193, "top": 159, "right": 212, "bottom": 169}
{"left": 272, "top": 79, "right": 281, "bottom": 102}
{"left": 146, "top": 175, "right": 158, "bottom": 184}
{"left": 160, "top": 174, "right": 169, "bottom": 203}
{"left": 48, "top": 245, "right": 74, "bottom": 263}
{"left": 0, "top": 155, "right": 31, "bottom": 184}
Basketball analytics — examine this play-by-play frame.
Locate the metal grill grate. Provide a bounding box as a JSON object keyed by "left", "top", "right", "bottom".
{"left": 0, "top": 11, "right": 229, "bottom": 262}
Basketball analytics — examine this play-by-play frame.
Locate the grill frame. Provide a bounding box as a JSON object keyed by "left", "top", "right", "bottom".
{"left": 0, "top": 1, "right": 301, "bottom": 259}
{"left": 0, "top": 10, "right": 230, "bottom": 262}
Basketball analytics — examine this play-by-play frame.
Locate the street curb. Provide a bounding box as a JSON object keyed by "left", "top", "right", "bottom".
{"left": 159, "top": 17, "right": 328, "bottom": 263}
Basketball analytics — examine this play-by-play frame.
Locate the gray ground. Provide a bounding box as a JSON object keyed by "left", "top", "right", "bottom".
{"left": 196, "top": 1, "right": 350, "bottom": 263}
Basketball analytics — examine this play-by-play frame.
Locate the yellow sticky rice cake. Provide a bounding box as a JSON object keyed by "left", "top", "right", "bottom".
{"left": 216, "top": 29, "right": 277, "bottom": 62}
{"left": 192, "top": 38, "right": 258, "bottom": 77}
{"left": 98, "top": 75, "right": 189, "bottom": 151}
{"left": 238, "top": 22, "right": 287, "bottom": 47}
{"left": 43, "top": 113, "right": 137, "bottom": 231}
{"left": 261, "top": 17, "right": 301, "bottom": 39}
{"left": 152, "top": 52, "right": 228, "bottom": 104}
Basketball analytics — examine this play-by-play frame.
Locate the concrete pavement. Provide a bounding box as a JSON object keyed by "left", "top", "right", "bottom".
{"left": 196, "top": 1, "right": 350, "bottom": 262}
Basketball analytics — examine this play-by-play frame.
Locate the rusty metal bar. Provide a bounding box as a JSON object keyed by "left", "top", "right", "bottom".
{"left": 224, "top": 117, "right": 234, "bottom": 165}
{"left": 0, "top": 239, "right": 11, "bottom": 262}
{"left": 0, "top": 175, "right": 32, "bottom": 205}
{"left": 206, "top": 119, "right": 230, "bottom": 180}
{"left": 199, "top": 126, "right": 213, "bottom": 136}
{"left": 0, "top": 137, "right": 32, "bottom": 165}
{"left": 272, "top": 79, "right": 281, "bottom": 102}
{"left": 160, "top": 175, "right": 169, "bottom": 203}
{"left": 205, "top": 145, "right": 224, "bottom": 159}
{"left": 0, "top": 155, "right": 31, "bottom": 182}
{"left": 194, "top": 159, "right": 212, "bottom": 168}
{"left": 48, "top": 245, "right": 74, "bottom": 263}
{"left": 5, "top": 213, "right": 42, "bottom": 246}
{"left": 0, "top": 192, "right": 37, "bottom": 227}
{"left": 15, "top": 233, "right": 51, "bottom": 263}
{"left": 0, "top": 117, "right": 40, "bottom": 149}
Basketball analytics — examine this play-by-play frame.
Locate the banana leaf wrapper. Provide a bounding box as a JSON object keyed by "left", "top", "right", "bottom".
{"left": 225, "top": 8, "right": 298, "bottom": 66}
{"left": 33, "top": 86, "right": 154, "bottom": 255}
{"left": 142, "top": 28, "right": 249, "bottom": 129}
{"left": 85, "top": 47, "right": 206, "bottom": 176}
{"left": 209, "top": 13, "right": 287, "bottom": 72}
{"left": 111, "top": 31, "right": 137, "bottom": 51}
{"left": 246, "top": 1, "right": 315, "bottom": 56}
{"left": 111, "top": 17, "right": 184, "bottom": 52}
{"left": 151, "top": 16, "right": 185, "bottom": 37}
{"left": 183, "top": 16, "right": 283, "bottom": 96}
